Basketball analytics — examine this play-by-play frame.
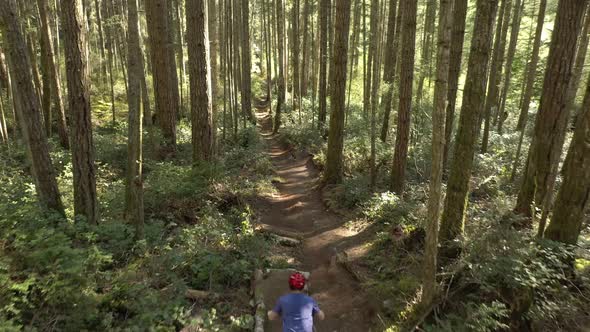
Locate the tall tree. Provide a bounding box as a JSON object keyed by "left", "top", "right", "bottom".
{"left": 496, "top": 0, "right": 524, "bottom": 134}
{"left": 37, "top": 0, "right": 70, "bottom": 149}
{"left": 443, "top": 0, "right": 468, "bottom": 169}
{"left": 273, "top": 0, "right": 286, "bottom": 133}
{"left": 439, "top": 0, "right": 499, "bottom": 255}
{"left": 241, "top": 0, "right": 253, "bottom": 123}
{"left": 515, "top": 0, "right": 547, "bottom": 131}
{"left": 125, "top": 0, "right": 144, "bottom": 238}
{"left": 317, "top": 0, "right": 329, "bottom": 129}
{"left": 544, "top": 75, "right": 590, "bottom": 246}
{"left": 0, "top": 0, "right": 64, "bottom": 215}
{"left": 208, "top": 0, "right": 218, "bottom": 140}
{"left": 94, "top": 0, "right": 107, "bottom": 81}
{"left": 564, "top": 4, "right": 590, "bottom": 118}
{"left": 301, "top": 0, "right": 310, "bottom": 95}
{"left": 423, "top": 0, "right": 452, "bottom": 305}
{"left": 514, "top": 0, "right": 587, "bottom": 220}
{"left": 103, "top": 0, "right": 117, "bottom": 124}
{"left": 61, "top": 0, "right": 99, "bottom": 224}
{"left": 187, "top": 0, "right": 214, "bottom": 161}
{"left": 511, "top": 0, "right": 547, "bottom": 182}
{"left": 415, "top": 0, "right": 437, "bottom": 106}
{"left": 146, "top": 0, "right": 177, "bottom": 154}
{"left": 481, "top": 0, "right": 511, "bottom": 153}
{"left": 324, "top": 0, "right": 352, "bottom": 185}
{"left": 368, "top": 0, "right": 382, "bottom": 189}
{"left": 390, "top": 0, "right": 417, "bottom": 194}
{"left": 379, "top": 0, "right": 399, "bottom": 142}
{"left": 291, "top": 0, "right": 300, "bottom": 118}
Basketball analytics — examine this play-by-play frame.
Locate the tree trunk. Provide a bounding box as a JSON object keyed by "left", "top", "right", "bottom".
{"left": 324, "top": 0, "right": 351, "bottom": 186}
{"left": 368, "top": 0, "right": 382, "bottom": 189}
{"left": 443, "top": 0, "right": 468, "bottom": 170}
{"left": 145, "top": 0, "right": 177, "bottom": 154}
{"left": 516, "top": 0, "right": 547, "bottom": 131}
{"left": 481, "top": 0, "right": 511, "bottom": 153}
{"left": 103, "top": 0, "right": 117, "bottom": 125}
{"left": 187, "top": 0, "right": 214, "bottom": 162}
{"left": 301, "top": 0, "right": 310, "bottom": 96}
{"left": 423, "top": 0, "right": 452, "bottom": 305}
{"left": 61, "top": 0, "right": 99, "bottom": 224}
{"left": 379, "top": 0, "right": 399, "bottom": 142}
{"left": 514, "top": 0, "right": 587, "bottom": 220}
{"left": 291, "top": 0, "right": 300, "bottom": 121}
{"left": 317, "top": 0, "right": 329, "bottom": 129}
{"left": 208, "top": 0, "right": 218, "bottom": 147}
{"left": 496, "top": 0, "right": 524, "bottom": 134}
{"left": 390, "top": 0, "right": 417, "bottom": 194}
{"left": 544, "top": 76, "right": 590, "bottom": 246}
{"left": 415, "top": 0, "right": 436, "bottom": 107}
{"left": 439, "top": 0, "right": 499, "bottom": 255}
{"left": 273, "top": 0, "right": 286, "bottom": 133}
{"left": 0, "top": 0, "right": 64, "bottom": 215}
{"left": 125, "top": 0, "right": 144, "bottom": 239}
{"left": 564, "top": 4, "right": 590, "bottom": 119}
{"left": 94, "top": 0, "right": 107, "bottom": 82}
{"left": 37, "top": 0, "right": 70, "bottom": 149}
{"left": 241, "top": 0, "right": 253, "bottom": 123}
{"left": 167, "top": 6, "right": 181, "bottom": 119}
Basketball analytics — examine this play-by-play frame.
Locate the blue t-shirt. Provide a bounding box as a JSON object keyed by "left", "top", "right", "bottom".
{"left": 272, "top": 293, "right": 320, "bottom": 332}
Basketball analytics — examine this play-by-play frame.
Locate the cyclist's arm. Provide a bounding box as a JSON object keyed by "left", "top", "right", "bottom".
{"left": 268, "top": 310, "right": 280, "bottom": 321}
{"left": 315, "top": 309, "right": 325, "bottom": 321}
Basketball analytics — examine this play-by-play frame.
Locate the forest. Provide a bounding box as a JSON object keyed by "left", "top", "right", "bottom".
{"left": 0, "top": 0, "right": 589, "bottom": 330}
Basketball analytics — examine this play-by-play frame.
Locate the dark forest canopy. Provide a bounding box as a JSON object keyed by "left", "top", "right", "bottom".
{"left": 0, "top": 0, "right": 589, "bottom": 330}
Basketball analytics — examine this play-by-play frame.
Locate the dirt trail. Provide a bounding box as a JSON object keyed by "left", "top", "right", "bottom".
{"left": 254, "top": 109, "right": 375, "bottom": 332}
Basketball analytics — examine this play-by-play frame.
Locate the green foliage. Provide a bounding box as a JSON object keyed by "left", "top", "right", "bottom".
{"left": 363, "top": 192, "right": 417, "bottom": 227}
{"left": 0, "top": 120, "right": 274, "bottom": 330}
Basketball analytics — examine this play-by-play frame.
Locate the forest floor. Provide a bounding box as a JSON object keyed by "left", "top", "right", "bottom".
{"left": 252, "top": 105, "right": 377, "bottom": 331}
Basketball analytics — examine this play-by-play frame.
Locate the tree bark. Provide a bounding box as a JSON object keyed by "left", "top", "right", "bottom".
{"left": 514, "top": 0, "right": 587, "bottom": 220}
{"left": 369, "top": 0, "right": 382, "bottom": 189}
{"left": 208, "top": 0, "right": 218, "bottom": 146}
{"left": 317, "top": 0, "right": 329, "bottom": 129}
{"left": 564, "top": 4, "right": 590, "bottom": 119}
{"left": 324, "top": 0, "right": 351, "bottom": 185}
{"left": 187, "top": 0, "right": 214, "bottom": 162}
{"left": 146, "top": 0, "right": 177, "bottom": 154}
{"left": 390, "top": 0, "right": 417, "bottom": 194}
{"left": 0, "top": 0, "right": 64, "bottom": 215}
{"left": 102, "top": 0, "right": 117, "bottom": 125}
{"left": 516, "top": 0, "right": 547, "bottom": 131}
{"left": 481, "top": 0, "right": 511, "bottom": 153}
{"left": 94, "top": 0, "right": 107, "bottom": 82}
{"left": 423, "top": 0, "right": 452, "bottom": 305}
{"left": 61, "top": 0, "right": 99, "bottom": 224}
{"left": 415, "top": 0, "right": 437, "bottom": 107}
{"left": 379, "top": 0, "right": 399, "bottom": 142}
{"left": 496, "top": 0, "right": 523, "bottom": 134}
{"left": 241, "top": 0, "right": 253, "bottom": 123}
{"left": 37, "top": 0, "right": 70, "bottom": 149}
{"left": 291, "top": 0, "right": 300, "bottom": 120}
{"left": 443, "top": 0, "right": 468, "bottom": 170}
{"left": 544, "top": 75, "right": 590, "bottom": 246}
{"left": 125, "top": 0, "right": 144, "bottom": 239}
{"left": 439, "top": 0, "right": 499, "bottom": 255}
{"left": 301, "top": 0, "right": 310, "bottom": 95}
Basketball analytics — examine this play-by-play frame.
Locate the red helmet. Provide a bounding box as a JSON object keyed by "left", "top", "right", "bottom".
{"left": 289, "top": 272, "right": 306, "bottom": 290}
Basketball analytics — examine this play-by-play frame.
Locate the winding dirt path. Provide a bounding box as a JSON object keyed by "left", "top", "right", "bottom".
{"left": 254, "top": 109, "right": 375, "bottom": 332}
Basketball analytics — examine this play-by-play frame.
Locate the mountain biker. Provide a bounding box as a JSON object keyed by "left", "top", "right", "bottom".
{"left": 268, "top": 272, "right": 325, "bottom": 332}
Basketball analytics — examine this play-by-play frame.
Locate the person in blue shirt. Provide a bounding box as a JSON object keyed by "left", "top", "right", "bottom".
{"left": 268, "top": 272, "right": 325, "bottom": 332}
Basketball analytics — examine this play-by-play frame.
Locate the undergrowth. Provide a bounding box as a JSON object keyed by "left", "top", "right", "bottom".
{"left": 0, "top": 119, "right": 275, "bottom": 330}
